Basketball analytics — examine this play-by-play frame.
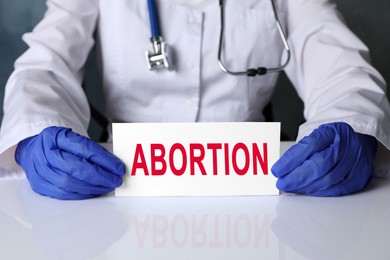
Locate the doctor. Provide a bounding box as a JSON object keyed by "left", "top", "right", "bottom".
{"left": 1, "top": 0, "right": 390, "bottom": 200}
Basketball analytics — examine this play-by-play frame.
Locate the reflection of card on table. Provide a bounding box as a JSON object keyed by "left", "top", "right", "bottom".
{"left": 113, "top": 122, "right": 280, "bottom": 197}
{"left": 0, "top": 179, "right": 31, "bottom": 229}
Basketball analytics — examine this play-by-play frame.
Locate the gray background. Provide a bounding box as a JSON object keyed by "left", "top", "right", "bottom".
{"left": 0, "top": 0, "right": 389, "bottom": 141}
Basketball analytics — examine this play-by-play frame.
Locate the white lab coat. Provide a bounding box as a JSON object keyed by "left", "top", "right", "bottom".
{"left": 1, "top": 0, "right": 390, "bottom": 173}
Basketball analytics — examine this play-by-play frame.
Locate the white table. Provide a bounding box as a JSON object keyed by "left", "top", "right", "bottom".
{"left": 1, "top": 142, "right": 390, "bottom": 260}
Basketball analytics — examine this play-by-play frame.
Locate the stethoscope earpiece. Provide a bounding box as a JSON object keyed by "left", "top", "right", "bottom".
{"left": 246, "top": 67, "right": 268, "bottom": 77}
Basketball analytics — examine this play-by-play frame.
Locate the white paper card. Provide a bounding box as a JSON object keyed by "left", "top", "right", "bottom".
{"left": 113, "top": 122, "right": 280, "bottom": 196}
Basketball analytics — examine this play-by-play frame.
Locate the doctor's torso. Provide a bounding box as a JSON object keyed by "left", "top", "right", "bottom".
{"left": 95, "top": 0, "right": 286, "bottom": 123}
{"left": 3, "top": 0, "right": 390, "bottom": 168}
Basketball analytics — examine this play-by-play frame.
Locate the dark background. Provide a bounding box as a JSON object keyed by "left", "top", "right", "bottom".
{"left": 1, "top": 0, "right": 389, "bottom": 141}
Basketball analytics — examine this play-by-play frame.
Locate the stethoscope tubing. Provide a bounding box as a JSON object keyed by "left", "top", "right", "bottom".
{"left": 147, "top": 0, "right": 161, "bottom": 39}
{"left": 218, "top": 0, "right": 291, "bottom": 76}
{"left": 146, "top": 0, "right": 291, "bottom": 76}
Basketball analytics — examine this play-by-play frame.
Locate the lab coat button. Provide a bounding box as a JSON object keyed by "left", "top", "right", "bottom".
{"left": 186, "top": 62, "right": 194, "bottom": 70}
{"left": 186, "top": 99, "right": 193, "bottom": 108}
{"left": 266, "top": 21, "right": 275, "bottom": 30}
{"left": 187, "top": 14, "right": 197, "bottom": 23}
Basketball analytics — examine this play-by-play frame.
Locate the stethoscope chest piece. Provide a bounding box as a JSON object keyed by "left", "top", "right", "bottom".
{"left": 145, "top": 37, "right": 173, "bottom": 71}
{"left": 145, "top": 0, "right": 174, "bottom": 71}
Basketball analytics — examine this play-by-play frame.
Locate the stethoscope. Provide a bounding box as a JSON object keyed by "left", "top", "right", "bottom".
{"left": 145, "top": 0, "right": 291, "bottom": 77}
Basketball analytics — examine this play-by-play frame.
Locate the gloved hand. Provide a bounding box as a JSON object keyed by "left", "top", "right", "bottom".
{"left": 15, "top": 126, "right": 126, "bottom": 200}
{"left": 271, "top": 122, "right": 377, "bottom": 196}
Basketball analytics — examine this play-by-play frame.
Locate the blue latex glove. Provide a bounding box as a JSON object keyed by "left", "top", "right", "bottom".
{"left": 15, "top": 126, "right": 126, "bottom": 200}
{"left": 271, "top": 122, "right": 377, "bottom": 196}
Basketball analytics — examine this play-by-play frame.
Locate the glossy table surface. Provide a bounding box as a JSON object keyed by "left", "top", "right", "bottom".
{"left": 1, "top": 143, "right": 390, "bottom": 260}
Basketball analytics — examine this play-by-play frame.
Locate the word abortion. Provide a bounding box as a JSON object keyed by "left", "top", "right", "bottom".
{"left": 130, "top": 142, "right": 269, "bottom": 176}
